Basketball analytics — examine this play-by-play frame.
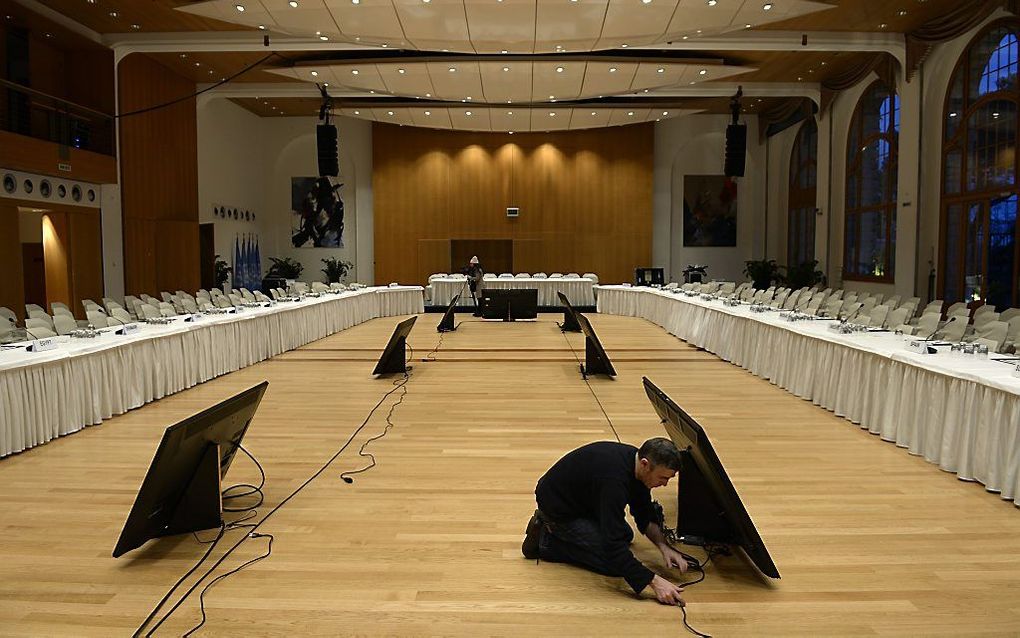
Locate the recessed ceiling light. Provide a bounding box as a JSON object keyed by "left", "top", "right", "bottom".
{"left": 235, "top": 4, "right": 245, "bottom": 12}
{"left": 311, "top": 70, "right": 318, "bottom": 76}
{"left": 642, "top": 0, "right": 652, "bottom": 4}
{"left": 509, "top": 131, "right": 514, "bottom": 135}
{"left": 503, "top": 66, "right": 510, "bottom": 72}
{"left": 466, "top": 111, "right": 472, "bottom": 115}
{"left": 878, "top": 23, "right": 887, "bottom": 28}
{"left": 549, "top": 112, "right": 555, "bottom": 116}
{"left": 663, "top": 111, "right": 668, "bottom": 115}
{"left": 762, "top": 3, "right": 772, "bottom": 10}
{"left": 501, "top": 49, "right": 508, "bottom": 54}
{"left": 258, "top": 24, "right": 266, "bottom": 30}
{"left": 351, "top": 70, "right": 359, "bottom": 75}
{"left": 707, "top": 0, "right": 716, "bottom": 5}
{"left": 387, "top": 111, "right": 394, "bottom": 115}
{"left": 426, "top": 93, "right": 431, "bottom": 97}
{"left": 949, "top": 112, "right": 957, "bottom": 118}
{"left": 689, "top": 81, "right": 696, "bottom": 85}
{"left": 195, "top": 62, "right": 201, "bottom": 67}
{"left": 448, "top": 67, "right": 456, "bottom": 72}
{"left": 621, "top": 43, "right": 628, "bottom": 48}
{"left": 993, "top": 111, "right": 1000, "bottom": 118}
{"left": 319, "top": 35, "right": 328, "bottom": 40}
{"left": 556, "top": 66, "right": 564, "bottom": 73}
{"left": 549, "top": 95, "right": 554, "bottom": 99}
{"left": 289, "top": 0, "right": 299, "bottom": 6}
{"left": 398, "top": 68, "right": 405, "bottom": 74}
{"left": 745, "top": 23, "right": 752, "bottom": 28}
{"left": 131, "top": 24, "right": 140, "bottom": 29}
{"left": 109, "top": 11, "right": 118, "bottom": 17}
{"left": 323, "top": 83, "right": 328, "bottom": 87}
{"left": 354, "top": 110, "right": 360, "bottom": 114}
{"left": 381, "top": 43, "right": 388, "bottom": 47}
{"left": 628, "top": 111, "right": 634, "bottom": 116}
{"left": 592, "top": 111, "right": 597, "bottom": 115}
{"left": 508, "top": 111, "right": 513, "bottom": 115}
{"left": 699, "top": 69, "right": 707, "bottom": 75}
{"left": 657, "top": 68, "right": 664, "bottom": 73}
{"left": 897, "top": 9, "right": 907, "bottom": 16}
{"left": 425, "top": 110, "right": 431, "bottom": 115}
{"left": 609, "top": 67, "right": 617, "bottom": 73}
{"left": 467, "top": 96, "right": 472, "bottom": 100}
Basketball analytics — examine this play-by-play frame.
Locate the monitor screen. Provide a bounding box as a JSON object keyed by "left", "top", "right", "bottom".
{"left": 635, "top": 267, "right": 665, "bottom": 286}
{"left": 642, "top": 376, "right": 779, "bottom": 579}
{"left": 113, "top": 382, "right": 269, "bottom": 557}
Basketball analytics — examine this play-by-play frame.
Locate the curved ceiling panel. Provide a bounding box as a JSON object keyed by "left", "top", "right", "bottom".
{"left": 179, "top": 0, "right": 834, "bottom": 53}
{"left": 268, "top": 60, "right": 755, "bottom": 103}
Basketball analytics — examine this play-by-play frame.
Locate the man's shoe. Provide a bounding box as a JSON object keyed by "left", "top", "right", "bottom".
{"left": 522, "top": 510, "right": 542, "bottom": 559}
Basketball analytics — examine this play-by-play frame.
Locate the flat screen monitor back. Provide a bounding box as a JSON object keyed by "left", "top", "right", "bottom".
{"left": 576, "top": 312, "right": 616, "bottom": 376}
{"left": 641, "top": 376, "right": 779, "bottom": 579}
{"left": 373, "top": 315, "right": 418, "bottom": 374}
{"left": 437, "top": 294, "right": 459, "bottom": 332}
{"left": 481, "top": 289, "right": 537, "bottom": 320}
{"left": 113, "top": 382, "right": 269, "bottom": 557}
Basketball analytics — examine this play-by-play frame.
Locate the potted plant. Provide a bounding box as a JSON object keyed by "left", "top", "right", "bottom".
{"left": 266, "top": 257, "right": 304, "bottom": 280}
{"left": 743, "top": 259, "right": 781, "bottom": 290}
{"left": 321, "top": 257, "right": 354, "bottom": 283}
{"left": 214, "top": 255, "right": 232, "bottom": 289}
{"left": 781, "top": 260, "right": 824, "bottom": 290}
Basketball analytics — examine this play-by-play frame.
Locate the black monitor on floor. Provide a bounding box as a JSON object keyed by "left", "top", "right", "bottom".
{"left": 373, "top": 315, "right": 417, "bottom": 374}
{"left": 113, "top": 382, "right": 269, "bottom": 558}
{"left": 635, "top": 267, "right": 665, "bottom": 286}
{"left": 556, "top": 291, "right": 581, "bottom": 332}
{"left": 575, "top": 312, "right": 616, "bottom": 377}
{"left": 480, "top": 288, "right": 537, "bottom": 321}
{"left": 437, "top": 293, "right": 460, "bottom": 332}
{"left": 642, "top": 377, "right": 780, "bottom": 579}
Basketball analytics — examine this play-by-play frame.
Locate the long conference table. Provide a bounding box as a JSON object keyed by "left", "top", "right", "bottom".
{"left": 596, "top": 285, "right": 1020, "bottom": 506}
{"left": 0, "top": 286, "right": 424, "bottom": 459}
{"left": 430, "top": 276, "right": 597, "bottom": 307}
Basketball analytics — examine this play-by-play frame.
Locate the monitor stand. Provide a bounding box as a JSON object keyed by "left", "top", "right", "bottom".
{"left": 373, "top": 336, "right": 410, "bottom": 374}
{"left": 437, "top": 309, "right": 456, "bottom": 332}
{"left": 560, "top": 308, "right": 581, "bottom": 332}
{"left": 160, "top": 443, "right": 223, "bottom": 538}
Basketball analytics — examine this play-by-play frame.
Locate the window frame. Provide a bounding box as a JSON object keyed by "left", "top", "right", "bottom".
{"left": 843, "top": 80, "right": 899, "bottom": 283}
{"left": 939, "top": 19, "right": 1020, "bottom": 309}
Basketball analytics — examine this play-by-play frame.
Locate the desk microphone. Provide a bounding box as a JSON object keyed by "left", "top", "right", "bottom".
{"left": 841, "top": 304, "right": 864, "bottom": 324}
{"left": 925, "top": 315, "right": 957, "bottom": 342}
{"left": 793, "top": 294, "right": 812, "bottom": 314}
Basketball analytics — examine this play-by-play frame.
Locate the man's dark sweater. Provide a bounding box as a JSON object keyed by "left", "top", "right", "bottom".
{"left": 535, "top": 441, "right": 656, "bottom": 593}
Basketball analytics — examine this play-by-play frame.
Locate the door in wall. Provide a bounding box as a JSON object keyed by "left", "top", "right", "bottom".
{"left": 199, "top": 223, "right": 215, "bottom": 290}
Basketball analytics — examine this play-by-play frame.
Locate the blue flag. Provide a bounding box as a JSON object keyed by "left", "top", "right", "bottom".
{"left": 233, "top": 235, "right": 242, "bottom": 292}
{"left": 242, "top": 235, "right": 251, "bottom": 290}
{"left": 251, "top": 235, "right": 261, "bottom": 290}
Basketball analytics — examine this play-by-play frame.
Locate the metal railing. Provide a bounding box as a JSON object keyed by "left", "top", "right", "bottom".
{"left": 0, "top": 78, "right": 114, "bottom": 156}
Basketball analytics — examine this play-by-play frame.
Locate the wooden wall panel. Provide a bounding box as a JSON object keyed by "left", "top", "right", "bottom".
{"left": 373, "top": 123, "right": 653, "bottom": 286}
{"left": 0, "top": 203, "right": 26, "bottom": 320}
{"left": 0, "top": 130, "right": 116, "bottom": 182}
{"left": 417, "top": 239, "right": 451, "bottom": 280}
{"left": 42, "top": 212, "right": 70, "bottom": 309}
{"left": 119, "top": 53, "right": 199, "bottom": 294}
{"left": 68, "top": 211, "right": 103, "bottom": 310}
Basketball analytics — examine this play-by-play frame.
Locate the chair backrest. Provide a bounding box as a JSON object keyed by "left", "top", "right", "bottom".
{"left": 27, "top": 310, "right": 54, "bottom": 329}
{"left": 51, "top": 301, "right": 71, "bottom": 314}
{"left": 196, "top": 289, "right": 211, "bottom": 300}
{"left": 973, "top": 304, "right": 997, "bottom": 317}
{"left": 51, "top": 305, "right": 75, "bottom": 318}
{"left": 228, "top": 293, "right": 245, "bottom": 306}
{"left": 86, "top": 310, "right": 110, "bottom": 328}
{"left": 582, "top": 273, "right": 598, "bottom": 282}
{"left": 514, "top": 273, "right": 530, "bottom": 278}
{"left": 868, "top": 305, "right": 890, "bottom": 328}
{"left": 840, "top": 301, "right": 863, "bottom": 320}
{"left": 182, "top": 297, "right": 200, "bottom": 313}
{"left": 498, "top": 273, "right": 513, "bottom": 278}
{"left": 1007, "top": 316, "right": 1020, "bottom": 340}
{"left": 139, "top": 304, "right": 161, "bottom": 319}
{"left": 549, "top": 273, "right": 563, "bottom": 278}
{"left": 782, "top": 290, "right": 800, "bottom": 310}
{"left": 973, "top": 337, "right": 1002, "bottom": 353}
{"left": 160, "top": 292, "right": 174, "bottom": 303}
{"left": 565, "top": 273, "right": 581, "bottom": 279}
{"left": 947, "top": 307, "right": 970, "bottom": 321}
{"left": 973, "top": 321, "right": 1008, "bottom": 350}
{"left": 311, "top": 282, "right": 329, "bottom": 293}
{"left": 157, "top": 302, "right": 175, "bottom": 317}
{"left": 937, "top": 317, "right": 967, "bottom": 342}
{"left": 24, "top": 318, "right": 57, "bottom": 338}
{"left": 110, "top": 307, "right": 133, "bottom": 323}
{"left": 884, "top": 295, "right": 901, "bottom": 308}
{"left": 25, "top": 303, "right": 45, "bottom": 314}
{"left": 972, "top": 311, "right": 1000, "bottom": 329}
{"left": 915, "top": 313, "right": 940, "bottom": 337}
{"left": 923, "top": 299, "right": 943, "bottom": 315}
{"left": 946, "top": 301, "right": 968, "bottom": 316}
{"left": 885, "top": 307, "right": 910, "bottom": 330}
{"left": 859, "top": 297, "right": 877, "bottom": 315}
{"left": 53, "top": 313, "right": 77, "bottom": 336}
{"left": 533, "top": 272, "right": 548, "bottom": 279}
{"left": 0, "top": 306, "right": 16, "bottom": 322}
{"left": 999, "top": 308, "right": 1020, "bottom": 322}
{"left": 240, "top": 288, "right": 257, "bottom": 301}
{"left": 428, "top": 274, "right": 447, "bottom": 282}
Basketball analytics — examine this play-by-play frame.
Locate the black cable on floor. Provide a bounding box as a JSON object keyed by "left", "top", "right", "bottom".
{"left": 136, "top": 345, "right": 416, "bottom": 637}
{"left": 221, "top": 444, "right": 265, "bottom": 512}
{"left": 560, "top": 329, "right": 622, "bottom": 443}
{"left": 425, "top": 330, "right": 444, "bottom": 361}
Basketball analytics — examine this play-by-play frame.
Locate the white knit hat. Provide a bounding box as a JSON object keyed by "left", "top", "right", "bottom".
{"left": 469, "top": 256, "right": 479, "bottom": 264}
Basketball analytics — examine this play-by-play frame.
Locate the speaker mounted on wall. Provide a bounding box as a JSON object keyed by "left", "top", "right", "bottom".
{"left": 724, "top": 86, "right": 746, "bottom": 178}
{"left": 317, "top": 124, "right": 339, "bottom": 177}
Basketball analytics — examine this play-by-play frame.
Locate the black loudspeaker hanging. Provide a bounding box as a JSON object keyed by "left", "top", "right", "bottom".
{"left": 317, "top": 124, "right": 339, "bottom": 177}
{"left": 725, "top": 124, "right": 746, "bottom": 177}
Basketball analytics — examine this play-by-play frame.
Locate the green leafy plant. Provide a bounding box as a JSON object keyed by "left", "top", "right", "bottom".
{"left": 266, "top": 257, "right": 304, "bottom": 279}
{"left": 214, "top": 254, "right": 232, "bottom": 289}
{"left": 781, "top": 260, "right": 824, "bottom": 290}
{"left": 321, "top": 257, "right": 354, "bottom": 283}
{"left": 743, "top": 259, "right": 781, "bottom": 290}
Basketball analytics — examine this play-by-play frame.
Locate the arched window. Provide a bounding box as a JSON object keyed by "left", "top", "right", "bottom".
{"left": 844, "top": 81, "right": 899, "bottom": 282}
{"left": 940, "top": 22, "right": 1019, "bottom": 310}
{"left": 788, "top": 118, "right": 818, "bottom": 266}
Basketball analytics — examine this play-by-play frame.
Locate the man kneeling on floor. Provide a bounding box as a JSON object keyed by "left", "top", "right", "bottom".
{"left": 522, "top": 437, "right": 688, "bottom": 605}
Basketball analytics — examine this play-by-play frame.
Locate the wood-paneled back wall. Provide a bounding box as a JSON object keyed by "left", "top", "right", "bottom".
{"left": 373, "top": 123, "right": 653, "bottom": 286}
{"left": 119, "top": 53, "right": 199, "bottom": 295}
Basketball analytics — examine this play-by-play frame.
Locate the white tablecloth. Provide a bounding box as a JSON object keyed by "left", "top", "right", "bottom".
{"left": 0, "top": 286, "right": 424, "bottom": 458}
{"left": 430, "top": 277, "right": 596, "bottom": 307}
{"left": 596, "top": 285, "right": 1020, "bottom": 506}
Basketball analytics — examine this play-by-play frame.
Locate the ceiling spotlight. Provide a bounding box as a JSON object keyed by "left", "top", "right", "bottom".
{"left": 657, "top": 68, "right": 664, "bottom": 73}
{"left": 592, "top": 111, "right": 597, "bottom": 115}
{"left": 549, "top": 112, "right": 555, "bottom": 116}
{"left": 131, "top": 24, "right": 140, "bottom": 29}
{"left": 621, "top": 43, "right": 628, "bottom": 48}
{"left": 897, "top": 9, "right": 907, "bottom": 16}
{"left": 628, "top": 111, "right": 634, "bottom": 116}
{"left": 707, "top": 0, "right": 716, "bottom": 5}
{"left": 195, "top": 62, "right": 201, "bottom": 66}
{"left": 381, "top": 43, "right": 388, "bottom": 47}
{"left": 501, "top": 49, "right": 508, "bottom": 54}
{"left": 425, "top": 110, "right": 431, "bottom": 115}
{"left": 878, "top": 23, "right": 887, "bottom": 28}
{"left": 556, "top": 66, "right": 564, "bottom": 73}
{"left": 467, "top": 96, "right": 472, "bottom": 100}
{"left": 949, "top": 112, "right": 957, "bottom": 118}
{"left": 609, "top": 67, "right": 617, "bottom": 73}
{"left": 387, "top": 111, "right": 394, "bottom": 115}
{"left": 398, "top": 68, "right": 405, "bottom": 73}
{"left": 448, "top": 67, "right": 456, "bottom": 72}
{"left": 424, "top": 0, "right": 431, "bottom": 3}
{"left": 426, "top": 93, "right": 431, "bottom": 97}
{"left": 503, "top": 66, "right": 510, "bottom": 72}
{"left": 745, "top": 23, "right": 752, "bottom": 28}
{"left": 642, "top": 0, "right": 652, "bottom": 4}
{"left": 311, "top": 70, "right": 318, "bottom": 76}
{"left": 466, "top": 111, "right": 472, "bottom": 115}
{"left": 663, "top": 111, "right": 668, "bottom": 115}
{"left": 682, "top": 35, "right": 689, "bottom": 40}
{"left": 699, "top": 69, "right": 707, "bottom": 75}
{"left": 319, "top": 35, "right": 328, "bottom": 40}
{"left": 109, "top": 11, "right": 118, "bottom": 17}
{"left": 762, "top": 2, "right": 772, "bottom": 9}
{"left": 549, "top": 95, "right": 555, "bottom": 99}
{"left": 235, "top": 4, "right": 245, "bottom": 12}
{"left": 509, "top": 131, "right": 514, "bottom": 135}
{"left": 354, "top": 110, "right": 360, "bottom": 114}
{"left": 289, "top": 0, "right": 299, "bottom": 6}
{"left": 508, "top": 111, "right": 513, "bottom": 115}
{"left": 258, "top": 24, "right": 266, "bottom": 30}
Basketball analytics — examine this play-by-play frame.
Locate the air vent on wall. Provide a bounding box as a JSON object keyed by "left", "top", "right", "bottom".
{"left": 0, "top": 169, "right": 101, "bottom": 209}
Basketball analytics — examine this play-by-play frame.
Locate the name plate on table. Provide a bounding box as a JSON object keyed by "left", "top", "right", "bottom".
{"left": 28, "top": 338, "right": 57, "bottom": 352}
{"left": 906, "top": 340, "right": 937, "bottom": 355}
{"left": 184, "top": 314, "right": 202, "bottom": 322}
{"left": 1014, "top": 364, "right": 1020, "bottom": 379}
{"left": 116, "top": 323, "right": 141, "bottom": 336}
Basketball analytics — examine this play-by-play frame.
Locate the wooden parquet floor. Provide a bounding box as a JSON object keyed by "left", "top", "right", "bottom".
{"left": 2, "top": 313, "right": 1019, "bottom": 637}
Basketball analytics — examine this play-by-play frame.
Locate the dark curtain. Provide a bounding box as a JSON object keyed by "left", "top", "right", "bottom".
{"left": 906, "top": 0, "right": 1017, "bottom": 79}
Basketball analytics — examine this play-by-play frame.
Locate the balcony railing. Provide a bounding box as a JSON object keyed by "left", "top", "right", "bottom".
{"left": 0, "top": 78, "right": 114, "bottom": 157}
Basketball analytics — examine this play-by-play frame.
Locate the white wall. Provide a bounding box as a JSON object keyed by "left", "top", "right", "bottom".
{"left": 764, "top": 121, "right": 802, "bottom": 265}
{"left": 196, "top": 100, "right": 374, "bottom": 285}
{"left": 653, "top": 114, "right": 766, "bottom": 283}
